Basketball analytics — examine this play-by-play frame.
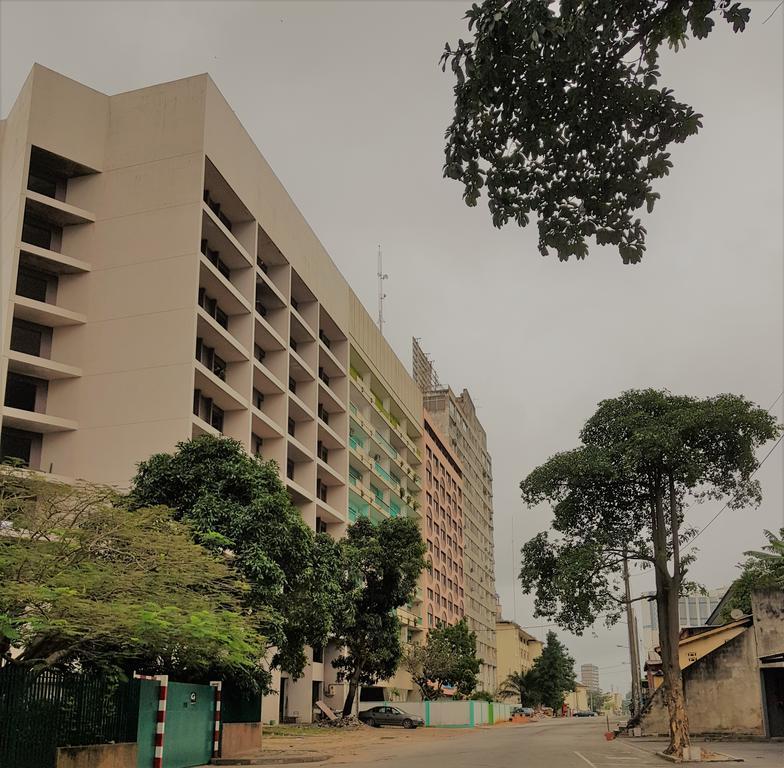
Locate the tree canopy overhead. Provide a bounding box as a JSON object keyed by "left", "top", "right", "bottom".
{"left": 442, "top": 0, "right": 751, "bottom": 263}
{"left": 129, "top": 436, "right": 345, "bottom": 685}
{"left": 519, "top": 389, "right": 779, "bottom": 756}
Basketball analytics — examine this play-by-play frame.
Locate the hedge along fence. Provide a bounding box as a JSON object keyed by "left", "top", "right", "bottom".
{"left": 391, "top": 700, "right": 514, "bottom": 727}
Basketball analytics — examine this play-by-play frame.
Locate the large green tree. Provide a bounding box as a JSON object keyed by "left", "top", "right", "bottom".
{"left": 333, "top": 516, "right": 427, "bottom": 716}
{"left": 526, "top": 631, "right": 576, "bottom": 711}
{"left": 404, "top": 618, "right": 481, "bottom": 700}
{"left": 721, "top": 528, "right": 784, "bottom": 620}
{"left": 0, "top": 469, "right": 264, "bottom": 687}
{"left": 129, "top": 436, "right": 345, "bottom": 687}
{"left": 441, "top": 0, "right": 751, "bottom": 263}
{"left": 519, "top": 389, "right": 779, "bottom": 757}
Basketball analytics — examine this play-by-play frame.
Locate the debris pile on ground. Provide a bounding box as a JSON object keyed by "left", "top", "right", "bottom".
{"left": 315, "top": 715, "right": 369, "bottom": 729}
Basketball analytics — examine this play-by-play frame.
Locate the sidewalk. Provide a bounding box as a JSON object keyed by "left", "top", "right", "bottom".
{"left": 622, "top": 737, "right": 784, "bottom": 766}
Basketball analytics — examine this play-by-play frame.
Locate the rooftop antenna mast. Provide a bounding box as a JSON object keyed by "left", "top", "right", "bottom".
{"left": 377, "top": 244, "right": 388, "bottom": 335}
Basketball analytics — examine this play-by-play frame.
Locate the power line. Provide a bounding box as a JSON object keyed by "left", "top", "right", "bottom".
{"left": 683, "top": 432, "right": 783, "bottom": 551}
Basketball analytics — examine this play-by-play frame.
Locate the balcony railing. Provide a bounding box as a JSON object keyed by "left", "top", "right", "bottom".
{"left": 374, "top": 430, "right": 397, "bottom": 459}
{"left": 374, "top": 462, "right": 393, "bottom": 485}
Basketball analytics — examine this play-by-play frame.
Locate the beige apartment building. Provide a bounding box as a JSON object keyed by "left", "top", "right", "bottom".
{"left": 495, "top": 619, "right": 543, "bottom": 698}
{"left": 412, "top": 340, "right": 497, "bottom": 692}
{"left": 0, "top": 64, "right": 424, "bottom": 722}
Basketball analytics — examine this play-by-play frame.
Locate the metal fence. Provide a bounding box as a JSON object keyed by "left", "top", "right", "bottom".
{"left": 0, "top": 664, "right": 139, "bottom": 768}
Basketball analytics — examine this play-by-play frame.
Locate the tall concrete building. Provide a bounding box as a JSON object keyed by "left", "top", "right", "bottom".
{"left": 412, "top": 340, "right": 497, "bottom": 692}
{"left": 580, "top": 663, "right": 600, "bottom": 693}
{"left": 0, "top": 64, "right": 425, "bottom": 722}
{"left": 639, "top": 587, "right": 727, "bottom": 657}
{"left": 423, "top": 414, "right": 465, "bottom": 630}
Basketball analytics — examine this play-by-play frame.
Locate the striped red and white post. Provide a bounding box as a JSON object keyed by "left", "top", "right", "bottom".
{"left": 132, "top": 673, "right": 169, "bottom": 768}
{"left": 153, "top": 675, "right": 169, "bottom": 768}
{"left": 209, "top": 681, "right": 223, "bottom": 757}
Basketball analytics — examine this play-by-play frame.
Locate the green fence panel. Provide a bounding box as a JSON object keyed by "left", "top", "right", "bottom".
{"left": 0, "top": 666, "right": 138, "bottom": 768}
{"left": 162, "top": 682, "right": 215, "bottom": 768}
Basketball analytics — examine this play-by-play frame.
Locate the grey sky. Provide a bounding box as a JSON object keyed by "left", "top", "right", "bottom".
{"left": 2, "top": 0, "right": 781, "bottom": 694}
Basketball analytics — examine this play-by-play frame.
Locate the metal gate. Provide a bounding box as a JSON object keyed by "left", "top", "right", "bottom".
{"left": 162, "top": 682, "right": 215, "bottom": 768}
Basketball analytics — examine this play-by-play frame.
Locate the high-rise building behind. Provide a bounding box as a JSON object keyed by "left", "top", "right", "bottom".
{"left": 639, "top": 587, "right": 727, "bottom": 656}
{"left": 581, "top": 663, "right": 600, "bottom": 693}
{"left": 412, "top": 339, "right": 497, "bottom": 692}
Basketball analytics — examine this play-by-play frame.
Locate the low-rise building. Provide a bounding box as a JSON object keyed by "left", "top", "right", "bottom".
{"left": 564, "top": 683, "right": 589, "bottom": 714}
{"left": 640, "top": 589, "right": 784, "bottom": 737}
{"left": 495, "top": 619, "right": 543, "bottom": 699}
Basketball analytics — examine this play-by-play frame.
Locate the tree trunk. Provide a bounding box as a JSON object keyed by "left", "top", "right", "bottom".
{"left": 341, "top": 666, "right": 362, "bottom": 717}
{"left": 651, "top": 476, "right": 690, "bottom": 759}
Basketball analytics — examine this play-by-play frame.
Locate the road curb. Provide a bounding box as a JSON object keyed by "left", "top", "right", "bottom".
{"left": 209, "top": 752, "right": 330, "bottom": 765}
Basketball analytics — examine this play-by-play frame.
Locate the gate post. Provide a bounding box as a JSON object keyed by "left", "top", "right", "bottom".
{"left": 209, "top": 680, "right": 223, "bottom": 758}
{"left": 153, "top": 675, "right": 169, "bottom": 768}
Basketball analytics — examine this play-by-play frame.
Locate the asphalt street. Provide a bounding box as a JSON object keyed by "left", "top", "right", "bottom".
{"left": 317, "top": 718, "right": 784, "bottom": 768}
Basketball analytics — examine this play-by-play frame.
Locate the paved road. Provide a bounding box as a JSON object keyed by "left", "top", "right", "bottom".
{"left": 314, "top": 718, "right": 783, "bottom": 768}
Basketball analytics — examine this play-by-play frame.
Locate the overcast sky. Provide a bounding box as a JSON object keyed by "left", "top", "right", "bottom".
{"left": 2, "top": 0, "right": 781, "bottom": 694}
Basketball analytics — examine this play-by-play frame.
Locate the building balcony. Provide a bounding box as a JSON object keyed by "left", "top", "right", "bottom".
{"left": 317, "top": 456, "right": 344, "bottom": 487}
{"left": 317, "top": 417, "right": 345, "bottom": 450}
{"left": 316, "top": 495, "right": 345, "bottom": 526}
{"left": 2, "top": 407, "right": 77, "bottom": 434}
{"left": 287, "top": 433, "right": 314, "bottom": 463}
{"left": 196, "top": 308, "right": 249, "bottom": 363}
{"left": 25, "top": 190, "right": 95, "bottom": 227}
{"left": 289, "top": 389, "right": 315, "bottom": 422}
{"left": 193, "top": 361, "right": 248, "bottom": 412}
{"left": 290, "top": 305, "right": 316, "bottom": 343}
{"left": 199, "top": 256, "right": 251, "bottom": 317}
{"left": 398, "top": 607, "right": 423, "bottom": 629}
{"left": 253, "top": 357, "right": 285, "bottom": 395}
{"left": 17, "top": 242, "right": 90, "bottom": 274}
{"left": 6, "top": 350, "right": 81, "bottom": 381}
{"left": 349, "top": 402, "right": 374, "bottom": 438}
{"left": 255, "top": 258, "right": 288, "bottom": 305}
{"left": 285, "top": 474, "right": 314, "bottom": 505}
{"left": 319, "top": 338, "right": 345, "bottom": 377}
{"left": 318, "top": 377, "right": 345, "bottom": 414}
{"left": 251, "top": 406, "right": 285, "bottom": 440}
{"left": 202, "top": 200, "right": 252, "bottom": 267}
{"left": 290, "top": 348, "right": 316, "bottom": 383}
{"left": 13, "top": 296, "right": 86, "bottom": 327}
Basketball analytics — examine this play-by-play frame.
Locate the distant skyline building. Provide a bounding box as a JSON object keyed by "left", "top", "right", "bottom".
{"left": 639, "top": 587, "right": 727, "bottom": 656}
{"left": 581, "top": 663, "right": 600, "bottom": 692}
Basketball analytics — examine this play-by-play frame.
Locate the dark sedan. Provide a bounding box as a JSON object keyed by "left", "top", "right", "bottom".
{"left": 358, "top": 705, "right": 424, "bottom": 728}
{"left": 574, "top": 710, "right": 597, "bottom": 717}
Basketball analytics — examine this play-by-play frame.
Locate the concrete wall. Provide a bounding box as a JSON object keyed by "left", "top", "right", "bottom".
{"left": 222, "top": 722, "right": 262, "bottom": 757}
{"left": 752, "top": 588, "right": 784, "bottom": 659}
{"left": 399, "top": 700, "right": 512, "bottom": 727}
{"left": 640, "top": 628, "right": 764, "bottom": 736}
{"left": 56, "top": 742, "right": 136, "bottom": 768}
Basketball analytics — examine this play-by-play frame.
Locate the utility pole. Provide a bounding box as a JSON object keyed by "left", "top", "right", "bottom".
{"left": 623, "top": 555, "right": 642, "bottom": 719}
{"left": 377, "top": 245, "right": 388, "bottom": 336}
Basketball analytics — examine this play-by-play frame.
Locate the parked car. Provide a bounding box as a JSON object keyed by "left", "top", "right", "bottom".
{"left": 574, "top": 710, "right": 597, "bottom": 717}
{"left": 511, "top": 706, "right": 535, "bottom": 717}
{"left": 358, "top": 705, "right": 424, "bottom": 729}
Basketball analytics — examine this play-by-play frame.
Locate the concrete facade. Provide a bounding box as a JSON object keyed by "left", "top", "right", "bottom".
{"left": 580, "top": 664, "right": 600, "bottom": 693}
{"left": 412, "top": 340, "right": 497, "bottom": 692}
{"left": 639, "top": 587, "right": 725, "bottom": 656}
{"left": 495, "top": 619, "right": 543, "bottom": 698}
{"left": 423, "top": 415, "right": 464, "bottom": 630}
{"left": 0, "top": 65, "right": 427, "bottom": 723}
{"left": 640, "top": 589, "right": 784, "bottom": 738}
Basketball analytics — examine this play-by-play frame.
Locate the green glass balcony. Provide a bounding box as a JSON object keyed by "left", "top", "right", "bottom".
{"left": 374, "top": 462, "right": 393, "bottom": 485}
{"left": 374, "top": 430, "right": 397, "bottom": 459}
